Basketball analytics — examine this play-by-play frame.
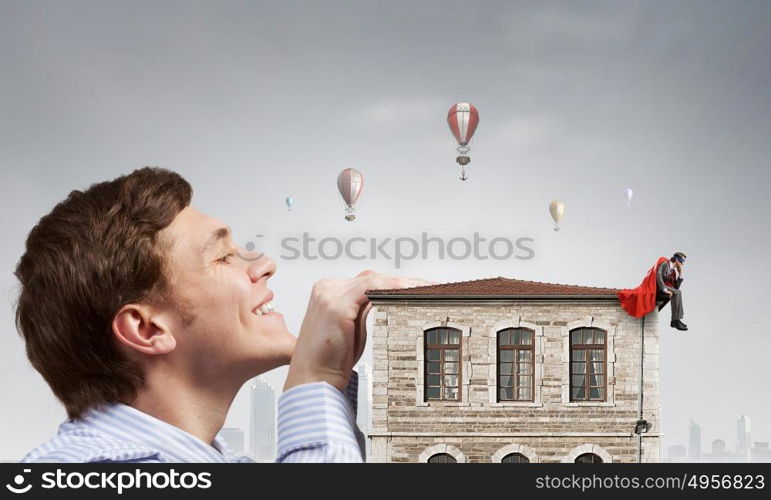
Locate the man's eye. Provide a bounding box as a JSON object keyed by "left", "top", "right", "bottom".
{"left": 217, "top": 253, "right": 235, "bottom": 263}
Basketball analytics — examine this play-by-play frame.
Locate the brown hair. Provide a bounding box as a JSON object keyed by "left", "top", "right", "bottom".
{"left": 14, "top": 167, "right": 192, "bottom": 419}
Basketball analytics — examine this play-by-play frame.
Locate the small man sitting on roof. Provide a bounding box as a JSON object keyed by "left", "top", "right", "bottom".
{"left": 618, "top": 252, "right": 688, "bottom": 331}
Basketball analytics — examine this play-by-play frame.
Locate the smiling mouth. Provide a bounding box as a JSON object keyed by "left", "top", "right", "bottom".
{"left": 253, "top": 300, "right": 276, "bottom": 316}
{"left": 252, "top": 289, "right": 277, "bottom": 316}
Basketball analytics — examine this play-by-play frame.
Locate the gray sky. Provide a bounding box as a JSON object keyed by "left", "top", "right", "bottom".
{"left": 1, "top": 0, "right": 770, "bottom": 460}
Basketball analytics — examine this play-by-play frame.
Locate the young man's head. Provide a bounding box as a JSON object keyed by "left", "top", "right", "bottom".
{"left": 15, "top": 167, "right": 295, "bottom": 420}
{"left": 671, "top": 251, "right": 687, "bottom": 270}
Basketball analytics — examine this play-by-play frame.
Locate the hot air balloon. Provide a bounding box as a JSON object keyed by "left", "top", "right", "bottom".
{"left": 285, "top": 196, "right": 294, "bottom": 212}
{"left": 337, "top": 168, "right": 363, "bottom": 221}
{"left": 447, "top": 102, "right": 479, "bottom": 181}
{"left": 549, "top": 200, "right": 565, "bottom": 231}
{"left": 623, "top": 187, "right": 633, "bottom": 207}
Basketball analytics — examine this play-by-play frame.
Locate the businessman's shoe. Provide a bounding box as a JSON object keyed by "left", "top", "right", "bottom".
{"left": 671, "top": 320, "right": 688, "bottom": 331}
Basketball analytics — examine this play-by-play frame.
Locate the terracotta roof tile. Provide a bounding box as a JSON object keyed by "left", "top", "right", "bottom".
{"left": 366, "top": 276, "right": 620, "bottom": 298}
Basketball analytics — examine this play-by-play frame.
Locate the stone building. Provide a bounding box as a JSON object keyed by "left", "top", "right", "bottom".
{"left": 366, "top": 277, "right": 661, "bottom": 463}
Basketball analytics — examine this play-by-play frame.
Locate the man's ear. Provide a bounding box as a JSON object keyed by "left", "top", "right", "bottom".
{"left": 112, "top": 304, "right": 176, "bottom": 355}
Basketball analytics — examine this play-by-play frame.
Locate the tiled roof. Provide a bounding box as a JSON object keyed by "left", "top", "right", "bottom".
{"left": 366, "top": 276, "right": 620, "bottom": 298}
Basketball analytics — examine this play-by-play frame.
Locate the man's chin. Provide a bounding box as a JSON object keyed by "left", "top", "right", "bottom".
{"left": 267, "top": 332, "right": 296, "bottom": 366}
{"left": 235, "top": 348, "right": 293, "bottom": 381}
{"left": 247, "top": 330, "right": 296, "bottom": 372}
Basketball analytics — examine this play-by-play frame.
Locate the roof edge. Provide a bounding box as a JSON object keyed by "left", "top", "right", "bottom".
{"left": 366, "top": 293, "right": 620, "bottom": 301}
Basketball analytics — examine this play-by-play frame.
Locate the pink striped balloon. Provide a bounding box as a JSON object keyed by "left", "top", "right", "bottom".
{"left": 447, "top": 102, "right": 479, "bottom": 147}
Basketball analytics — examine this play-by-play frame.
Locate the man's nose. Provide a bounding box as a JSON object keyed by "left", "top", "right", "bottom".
{"left": 247, "top": 254, "right": 276, "bottom": 282}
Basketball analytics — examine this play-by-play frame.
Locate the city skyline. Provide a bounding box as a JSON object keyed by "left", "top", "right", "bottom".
{"left": 217, "top": 376, "right": 278, "bottom": 462}
{"left": 667, "top": 415, "right": 770, "bottom": 463}
{"left": 213, "top": 367, "right": 370, "bottom": 463}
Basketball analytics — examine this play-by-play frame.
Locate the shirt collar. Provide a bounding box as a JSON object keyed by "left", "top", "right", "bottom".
{"left": 67, "top": 403, "right": 234, "bottom": 463}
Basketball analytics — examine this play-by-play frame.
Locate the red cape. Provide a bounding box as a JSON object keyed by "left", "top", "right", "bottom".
{"left": 617, "top": 257, "right": 668, "bottom": 318}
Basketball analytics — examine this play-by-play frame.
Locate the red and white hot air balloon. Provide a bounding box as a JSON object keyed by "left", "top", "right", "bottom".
{"left": 447, "top": 102, "right": 479, "bottom": 180}
{"left": 337, "top": 168, "right": 364, "bottom": 221}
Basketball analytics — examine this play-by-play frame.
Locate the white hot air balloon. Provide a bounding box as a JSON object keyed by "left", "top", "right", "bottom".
{"left": 337, "top": 168, "right": 364, "bottom": 221}
{"left": 623, "top": 187, "right": 633, "bottom": 207}
{"left": 285, "top": 196, "right": 294, "bottom": 212}
{"left": 549, "top": 200, "right": 565, "bottom": 231}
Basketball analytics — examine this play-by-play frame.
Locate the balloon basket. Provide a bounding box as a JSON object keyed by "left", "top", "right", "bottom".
{"left": 344, "top": 214, "right": 356, "bottom": 222}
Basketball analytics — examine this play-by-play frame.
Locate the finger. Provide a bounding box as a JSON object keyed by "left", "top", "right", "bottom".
{"left": 407, "top": 276, "right": 438, "bottom": 285}
{"left": 337, "top": 274, "right": 434, "bottom": 312}
{"left": 363, "top": 278, "right": 436, "bottom": 297}
{"left": 356, "top": 272, "right": 435, "bottom": 285}
{"left": 343, "top": 276, "right": 429, "bottom": 306}
{"left": 353, "top": 301, "right": 373, "bottom": 361}
{"left": 352, "top": 273, "right": 434, "bottom": 290}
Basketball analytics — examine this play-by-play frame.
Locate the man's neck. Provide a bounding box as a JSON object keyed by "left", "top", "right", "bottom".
{"left": 129, "top": 366, "right": 240, "bottom": 448}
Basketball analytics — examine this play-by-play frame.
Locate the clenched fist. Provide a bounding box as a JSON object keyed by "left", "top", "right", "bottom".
{"left": 284, "top": 270, "right": 432, "bottom": 392}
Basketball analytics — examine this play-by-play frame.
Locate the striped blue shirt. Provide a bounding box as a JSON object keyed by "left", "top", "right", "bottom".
{"left": 21, "top": 373, "right": 364, "bottom": 463}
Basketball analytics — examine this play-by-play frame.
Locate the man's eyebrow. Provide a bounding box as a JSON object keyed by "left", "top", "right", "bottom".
{"left": 201, "top": 226, "right": 232, "bottom": 255}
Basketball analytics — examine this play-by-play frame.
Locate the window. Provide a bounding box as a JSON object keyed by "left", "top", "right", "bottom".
{"left": 569, "top": 328, "right": 606, "bottom": 401}
{"left": 575, "top": 453, "right": 603, "bottom": 463}
{"left": 497, "top": 328, "right": 534, "bottom": 401}
{"left": 424, "top": 327, "right": 462, "bottom": 401}
{"left": 501, "top": 453, "right": 530, "bottom": 463}
{"left": 428, "top": 453, "right": 457, "bottom": 463}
